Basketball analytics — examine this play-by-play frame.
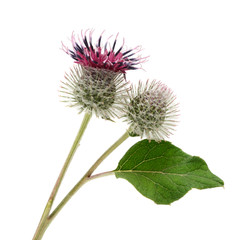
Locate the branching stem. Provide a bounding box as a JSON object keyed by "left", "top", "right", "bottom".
{"left": 32, "top": 111, "right": 92, "bottom": 240}
{"left": 35, "top": 130, "right": 129, "bottom": 240}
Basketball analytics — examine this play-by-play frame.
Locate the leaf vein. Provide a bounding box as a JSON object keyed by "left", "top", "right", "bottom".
{"left": 118, "top": 144, "right": 147, "bottom": 170}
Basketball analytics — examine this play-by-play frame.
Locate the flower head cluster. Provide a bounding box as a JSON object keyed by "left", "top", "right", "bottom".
{"left": 61, "top": 29, "right": 179, "bottom": 141}
{"left": 62, "top": 30, "right": 147, "bottom": 73}
{"left": 123, "top": 80, "right": 179, "bottom": 141}
{"left": 60, "top": 65, "right": 128, "bottom": 120}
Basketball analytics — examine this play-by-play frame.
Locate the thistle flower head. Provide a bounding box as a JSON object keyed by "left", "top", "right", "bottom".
{"left": 123, "top": 80, "right": 179, "bottom": 141}
{"left": 60, "top": 65, "right": 128, "bottom": 120}
{"left": 62, "top": 30, "right": 147, "bottom": 73}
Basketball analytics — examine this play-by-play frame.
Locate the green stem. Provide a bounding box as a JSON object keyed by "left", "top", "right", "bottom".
{"left": 85, "top": 130, "right": 130, "bottom": 178}
{"left": 32, "top": 111, "right": 92, "bottom": 240}
{"left": 38, "top": 131, "right": 130, "bottom": 239}
{"left": 89, "top": 170, "right": 115, "bottom": 181}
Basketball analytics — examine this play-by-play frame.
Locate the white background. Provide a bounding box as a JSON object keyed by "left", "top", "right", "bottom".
{"left": 0, "top": 0, "right": 245, "bottom": 239}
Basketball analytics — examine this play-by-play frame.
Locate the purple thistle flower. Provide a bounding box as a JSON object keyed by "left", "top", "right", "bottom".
{"left": 62, "top": 30, "right": 147, "bottom": 73}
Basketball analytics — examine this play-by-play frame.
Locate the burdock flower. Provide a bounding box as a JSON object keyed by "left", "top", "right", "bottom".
{"left": 123, "top": 80, "right": 179, "bottom": 141}
{"left": 62, "top": 30, "right": 147, "bottom": 73}
{"left": 60, "top": 65, "right": 128, "bottom": 119}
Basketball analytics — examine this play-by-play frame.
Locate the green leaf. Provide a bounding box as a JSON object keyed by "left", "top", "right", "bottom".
{"left": 114, "top": 140, "right": 224, "bottom": 204}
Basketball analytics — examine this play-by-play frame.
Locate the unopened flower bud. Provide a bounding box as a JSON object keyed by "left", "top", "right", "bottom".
{"left": 123, "top": 80, "right": 179, "bottom": 141}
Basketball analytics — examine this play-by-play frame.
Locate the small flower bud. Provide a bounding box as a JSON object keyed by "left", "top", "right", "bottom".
{"left": 123, "top": 80, "right": 179, "bottom": 141}
{"left": 60, "top": 65, "right": 128, "bottom": 120}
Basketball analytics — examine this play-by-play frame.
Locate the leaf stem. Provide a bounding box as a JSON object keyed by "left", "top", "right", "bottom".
{"left": 85, "top": 130, "right": 130, "bottom": 178}
{"left": 89, "top": 170, "right": 115, "bottom": 180}
{"left": 32, "top": 111, "right": 92, "bottom": 240}
{"left": 39, "top": 131, "right": 130, "bottom": 237}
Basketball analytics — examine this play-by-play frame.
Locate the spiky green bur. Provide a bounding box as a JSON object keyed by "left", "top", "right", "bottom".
{"left": 60, "top": 65, "right": 128, "bottom": 119}
{"left": 123, "top": 80, "right": 179, "bottom": 141}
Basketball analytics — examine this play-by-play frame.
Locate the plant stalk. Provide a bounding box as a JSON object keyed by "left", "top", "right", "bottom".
{"left": 37, "top": 130, "right": 129, "bottom": 239}
{"left": 32, "top": 111, "right": 92, "bottom": 240}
